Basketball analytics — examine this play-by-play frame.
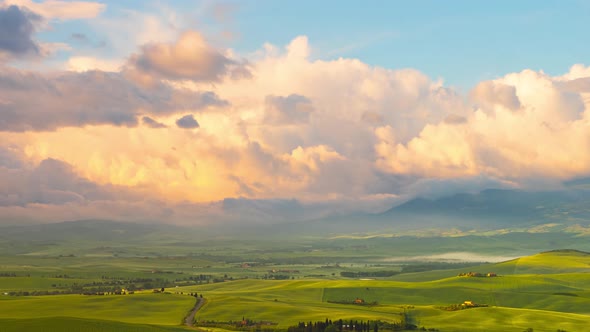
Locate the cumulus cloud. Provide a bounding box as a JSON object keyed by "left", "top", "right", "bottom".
{"left": 128, "top": 31, "right": 250, "bottom": 82}
{"left": 2, "top": 33, "right": 590, "bottom": 224}
{"left": 0, "top": 67, "right": 227, "bottom": 131}
{"left": 175, "top": 114, "right": 199, "bottom": 129}
{"left": 0, "top": 35, "right": 473, "bottom": 211}
{"left": 471, "top": 80, "right": 521, "bottom": 111}
{"left": 0, "top": 5, "right": 41, "bottom": 59}
{"left": 376, "top": 68, "right": 590, "bottom": 183}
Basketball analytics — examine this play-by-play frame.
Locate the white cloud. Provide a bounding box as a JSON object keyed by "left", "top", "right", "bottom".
{"left": 375, "top": 67, "right": 590, "bottom": 183}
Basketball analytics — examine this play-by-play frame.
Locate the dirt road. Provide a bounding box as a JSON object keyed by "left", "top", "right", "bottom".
{"left": 184, "top": 297, "right": 205, "bottom": 327}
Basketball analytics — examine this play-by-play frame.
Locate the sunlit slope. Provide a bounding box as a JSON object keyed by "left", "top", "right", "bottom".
{"left": 175, "top": 250, "right": 590, "bottom": 331}
{"left": 495, "top": 249, "right": 590, "bottom": 274}
{"left": 0, "top": 317, "right": 190, "bottom": 332}
{"left": 414, "top": 306, "right": 590, "bottom": 332}
{"left": 178, "top": 277, "right": 590, "bottom": 331}
{"left": 391, "top": 249, "right": 590, "bottom": 281}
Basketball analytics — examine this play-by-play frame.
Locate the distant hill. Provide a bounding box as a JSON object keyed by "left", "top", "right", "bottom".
{"left": 0, "top": 220, "right": 166, "bottom": 242}
{"left": 379, "top": 188, "right": 590, "bottom": 226}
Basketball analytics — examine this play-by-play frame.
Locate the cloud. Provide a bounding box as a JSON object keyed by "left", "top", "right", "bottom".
{"left": 0, "top": 156, "right": 111, "bottom": 206}
{"left": 65, "top": 56, "right": 123, "bottom": 72}
{"left": 0, "top": 35, "right": 469, "bottom": 209}
{"left": 128, "top": 31, "right": 250, "bottom": 82}
{"left": 443, "top": 114, "right": 467, "bottom": 124}
{"left": 0, "top": 66, "right": 227, "bottom": 131}
{"left": 175, "top": 114, "right": 200, "bottom": 129}
{"left": 471, "top": 80, "right": 521, "bottom": 111}
{"left": 142, "top": 116, "right": 167, "bottom": 128}
{"left": 2, "top": 33, "right": 590, "bottom": 225}
{"left": 0, "top": 5, "right": 41, "bottom": 59}
{"left": 2, "top": 0, "right": 105, "bottom": 20}
{"left": 375, "top": 68, "right": 590, "bottom": 183}
{"left": 265, "top": 94, "right": 314, "bottom": 124}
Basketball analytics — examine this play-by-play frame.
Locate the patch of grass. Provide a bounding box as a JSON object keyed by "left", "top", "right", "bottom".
{"left": 0, "top": 317, "right": 191, "bottom": 332}
{"left": 0, "top": 293, "right": 195, "bottom": 325}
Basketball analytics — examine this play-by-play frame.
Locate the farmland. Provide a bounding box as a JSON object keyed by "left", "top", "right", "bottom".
{"left": 0, "top": 221, "right": 589, "bottom": 332}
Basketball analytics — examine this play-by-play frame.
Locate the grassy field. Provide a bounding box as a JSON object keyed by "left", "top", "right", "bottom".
{"left": 172, "top": 276, "right": 590, "bottom": 331}
{"left": 0, "top": 293, "right": 196, "bottom": 325}
{"left": 0, "top": 317, "right": 191, "bottom": 332}
{"left": 0, "top": 220, "right": 589, "bottom": 332}
{"left": 168, "top": 250, "right": 590, "bottom": 331}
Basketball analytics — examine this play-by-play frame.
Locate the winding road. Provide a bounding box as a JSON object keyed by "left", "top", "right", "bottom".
{"left": 184, "top": 297, "right": 205, "bottom": 327}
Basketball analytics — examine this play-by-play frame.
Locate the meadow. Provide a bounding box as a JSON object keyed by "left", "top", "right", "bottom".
{"left": 0, "top": 221, "right": 589, "bottom": 331}
{"left": 173, "top": 255, "right": 590, "bottom": 331}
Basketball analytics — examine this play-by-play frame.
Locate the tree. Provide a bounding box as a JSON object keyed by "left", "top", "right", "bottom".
{"left": 325, "top": 325, "right": 337, "bottom": 332}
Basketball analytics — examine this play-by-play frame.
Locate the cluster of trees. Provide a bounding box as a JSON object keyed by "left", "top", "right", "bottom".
{"left": 287, "top": 319, "right": 376, "bottom": 332}
{"left": 327, "top": 299, "right": 378, "bottom": 306}
{"left": 0, "top": 272, "right": 19, "bottom": 277}
{"left": 340, "top": 271, "right": 399, "bottom": 278}
{"left": 286, "top": 318, "right": 428, "bottom": 332}
{"left": 440, "top": 303, "right": 488, "bottom": 311}
{"left": 5, "top": 290, "right": 71, "bottom": 296}
{"left": 401, "top": 262, "right": 478, "bottom": 273}
{"left": 197, "top": 318, "right": 277, "bottom": 331}
{"left": 260, "top": 274, "right": 293, "bottom": 280}
{"left": 457, "top": 272, "right": 497, "bottom": 277}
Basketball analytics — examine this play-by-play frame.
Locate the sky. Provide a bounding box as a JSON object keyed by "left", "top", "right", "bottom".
{"left": 0, "top": 0, "right": 589, "bottom": 225}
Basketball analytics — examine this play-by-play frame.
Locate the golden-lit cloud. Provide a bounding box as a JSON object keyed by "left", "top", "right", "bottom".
{"left": 376, "top": 66, "right": 590, "bottom": 183}
{"left": 1, "top": 29, "right": 590, "bottom": 223}
{"left": 127, "top": 30, "right": 250, "bottom": 82}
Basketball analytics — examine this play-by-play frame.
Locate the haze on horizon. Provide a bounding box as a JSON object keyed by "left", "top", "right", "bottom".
{"left": 1, "top": 0, "right": 590, "bottom": 225}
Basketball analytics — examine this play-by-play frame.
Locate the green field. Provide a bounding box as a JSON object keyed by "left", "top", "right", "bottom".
{"left": 0, "top": 221, "right": 589, "bottom": 331}
{"left": 0, "top": 317, "right": 191, "bottom": 332}
{"left": 0, "top": 293, "right": 195, "bottom": 325}
{"left": 173, "top": 278, "right": 590, "bottom": 331}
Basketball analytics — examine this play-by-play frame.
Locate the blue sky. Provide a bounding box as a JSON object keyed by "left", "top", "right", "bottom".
{"left": 35, "top": 0, "right": 590, "bottom": 89}
{"left": 225, "top": 0, "right": 589, "bottom": 88}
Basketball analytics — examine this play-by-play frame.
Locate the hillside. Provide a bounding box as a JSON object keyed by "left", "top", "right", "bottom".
{"left": 391, "top": 249, "right": 590, "bottom": 281}
{"left": 380, "top": 189, "right": 590, "bottom": 227}
{"left": 171, "top": 250, "right": 590, "bottom": 331}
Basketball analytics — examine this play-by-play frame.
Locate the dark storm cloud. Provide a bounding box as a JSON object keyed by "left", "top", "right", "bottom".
{"left": 0, "top": 157, "right": 112, "bottom": 206}
{"left": 175, "top": 114, "right": 199, "bottom": 129}
{"left": 0, "top": 67, "right": 227, "bottom": 131}
{"left": 0, "top": 5, "right": 41, "bottom": 58}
